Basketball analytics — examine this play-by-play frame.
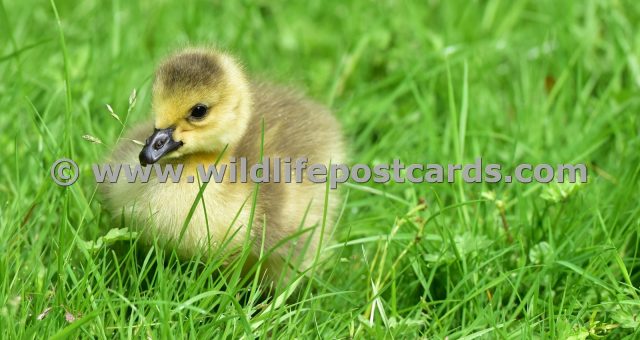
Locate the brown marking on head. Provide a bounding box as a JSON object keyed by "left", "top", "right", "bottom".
{"left": 155, "top": 51, "right": 224, "bottom": 93}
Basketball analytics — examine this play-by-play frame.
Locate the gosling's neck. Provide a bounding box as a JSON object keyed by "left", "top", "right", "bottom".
{"left": 173, "top": 149, "right": 236, "bottom": 176}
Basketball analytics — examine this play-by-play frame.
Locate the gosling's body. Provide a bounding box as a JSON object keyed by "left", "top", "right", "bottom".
{"left": 102, "top": 50, "right": 345, "bottom": 286}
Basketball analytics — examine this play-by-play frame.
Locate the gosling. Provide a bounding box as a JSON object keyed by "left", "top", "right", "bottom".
{"left": 101, "top": 49, "right": 345, "bottom": 288}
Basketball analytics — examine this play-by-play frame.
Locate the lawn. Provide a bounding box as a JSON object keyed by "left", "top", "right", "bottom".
{"left": 1, "top": 0, "right": 639, "bottom": 338}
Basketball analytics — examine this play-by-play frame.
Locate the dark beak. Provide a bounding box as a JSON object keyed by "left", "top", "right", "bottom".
{"left": 139, "top": 127, "right": 183, "bottom": 165}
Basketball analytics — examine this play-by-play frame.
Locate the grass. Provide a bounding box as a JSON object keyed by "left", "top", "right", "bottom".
{"left": 1, "top": 0, "right": 640, "bottom": 338}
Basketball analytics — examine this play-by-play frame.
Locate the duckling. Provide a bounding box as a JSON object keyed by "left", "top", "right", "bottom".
{"left": 101, "top": 48, "right": 346, "bottom": 288}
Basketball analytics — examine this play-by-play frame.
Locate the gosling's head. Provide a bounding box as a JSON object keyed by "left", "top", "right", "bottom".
{"left": 139, "top": 49, "right": 251, "bottom": 165}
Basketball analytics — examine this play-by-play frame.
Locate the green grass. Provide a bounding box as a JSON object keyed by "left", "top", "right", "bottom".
{"left": 1, "top": 0, "right": 640, "bottom": 338}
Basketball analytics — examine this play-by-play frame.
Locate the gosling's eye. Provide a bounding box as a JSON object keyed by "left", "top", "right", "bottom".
{"left": 189, "top": 104, "right": 208, "bottom": 120}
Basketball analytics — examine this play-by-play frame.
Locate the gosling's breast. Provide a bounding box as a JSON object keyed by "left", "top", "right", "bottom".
{"left": 113, "top": 178, "right": 254, "bottom": 257}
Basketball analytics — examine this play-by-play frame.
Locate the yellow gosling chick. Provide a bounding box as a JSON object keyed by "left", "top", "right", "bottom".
{"left": 102, "top": 48, "right": 345, "bottom": 288}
